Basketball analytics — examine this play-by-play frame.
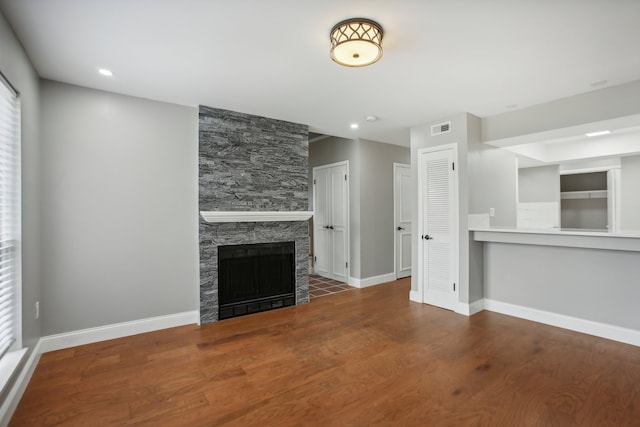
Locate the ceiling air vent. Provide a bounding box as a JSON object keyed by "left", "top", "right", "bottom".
{"left": 431, "top": 121, "right": 451, "bottom": 136}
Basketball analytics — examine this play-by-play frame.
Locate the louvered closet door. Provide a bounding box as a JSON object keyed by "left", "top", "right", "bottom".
{"left": 420, "top": 148, "right": 457, "bottom": 310}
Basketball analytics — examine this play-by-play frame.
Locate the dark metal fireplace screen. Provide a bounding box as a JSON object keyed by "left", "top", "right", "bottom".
{"left": 218, "top": 241, "right": 296, "bottom": 320}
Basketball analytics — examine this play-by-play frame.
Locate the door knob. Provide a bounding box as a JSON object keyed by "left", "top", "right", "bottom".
{"left": 397, "top": 226, "right": 405, "bottom": 231}
{"left": 329, "top": 225, "right": 334, "bottom": 230}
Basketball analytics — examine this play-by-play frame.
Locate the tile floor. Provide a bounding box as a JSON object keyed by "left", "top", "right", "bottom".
{"left": 309, "top": 274, "right": 353, "bottom": 299}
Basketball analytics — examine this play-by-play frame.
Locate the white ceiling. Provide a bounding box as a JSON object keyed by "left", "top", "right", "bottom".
{"left": 2, "top": 0, "right": 640, "bottom": 147}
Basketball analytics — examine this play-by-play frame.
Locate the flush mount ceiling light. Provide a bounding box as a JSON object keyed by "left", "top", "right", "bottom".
{"left": 330, "top": 18, "right": 384, "bottom": 67}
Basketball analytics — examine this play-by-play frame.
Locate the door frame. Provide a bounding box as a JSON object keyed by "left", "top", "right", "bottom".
{"left": 312, "top": 160, "right": 350, "bottom": 282}
{"left": 393, "top": 162, "right": 412, "bottom": 279}
{"left": 416, "top": 143, "right": 459, "bottom": 308}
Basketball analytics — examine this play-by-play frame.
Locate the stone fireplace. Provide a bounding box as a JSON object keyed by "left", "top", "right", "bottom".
{"left": 198, "top": 106, "right": 310, "bottom": 323}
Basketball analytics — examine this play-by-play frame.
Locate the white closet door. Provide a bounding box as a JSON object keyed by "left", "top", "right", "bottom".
{"left": 420, "top": 147, "right": 457, "bottom": 310}
{"left": 313, "top": 162, "right": 349, "bottom": 283}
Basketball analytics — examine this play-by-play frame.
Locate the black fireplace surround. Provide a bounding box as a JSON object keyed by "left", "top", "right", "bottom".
{"left": 218, "top": 241, "right": 296, "bottom": 320}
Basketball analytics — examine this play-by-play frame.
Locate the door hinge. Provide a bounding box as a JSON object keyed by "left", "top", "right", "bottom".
{"left": 346, "top": 262, "right": 348, "bottom": 268}
{"left": 453, "top": 283, "right": 456, "bottom": 291}
{"left": 313, "top": 179, "right": 316, "bottom": 185}
{"left": 452, "top": 162, "right": 455, "bottom": 171}
{"left": 314, "top": 256, "right": 317, "bottom": 262}
{"left": 345, "top": 174, "right": 347, "bottom": 181}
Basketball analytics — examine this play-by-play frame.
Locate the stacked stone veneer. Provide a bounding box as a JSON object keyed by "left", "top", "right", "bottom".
{"left": 199, "top": 106, "right": 309, "bottom": 323}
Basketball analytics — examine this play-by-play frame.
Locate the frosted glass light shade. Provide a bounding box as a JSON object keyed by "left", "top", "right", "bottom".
{"left": 330, "top": 18, "right": 383, "bottom": 67}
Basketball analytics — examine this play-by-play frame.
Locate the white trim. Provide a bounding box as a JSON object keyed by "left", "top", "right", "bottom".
{"left": 455, "top": 299, "right": 485, "bottom": 316}
{"left": 484, "top": 299, "right": 640, "bottom": 347}
{"left": 40, "top": 311, "right": 199, "bottom": 353}
{"left": 0, "top": 340, "right": 42, "bottom": 427}
{"left": 349, "top": 273, "right": 396, "bottom": 288}
{"left": 0, "top": 348, "right": 27, "bottom": 398}
{"left": 409, "top": 290, "right": 421, "bottom": 303}
{"left": 200, "top": 211, "right": 313, "bottom": 223}
{"left": 560, "top": 165, "right": 621, "bottom": 175}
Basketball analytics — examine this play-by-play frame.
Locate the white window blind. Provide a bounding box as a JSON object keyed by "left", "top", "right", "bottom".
{"left": 0, "top": 73, "right": 20, "bottom": 359}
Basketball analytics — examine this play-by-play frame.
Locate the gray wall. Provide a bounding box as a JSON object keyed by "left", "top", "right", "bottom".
{"left": 358, "top": 139, "right": 410, "bottom": 278}
{"left": 621, "top": 155, "right": 640, "bottom": 231}
{"left": 484, "top": 242, "right": 640, "bottom": 331}
{"left": 518, "top": 165, "right": 560, "bottom": 203}
{"left": 482, "top": 80, "right": 640, "bottom": 141}
{"left": 465, "top": 115, "right": 484, "bottom": 303}
{"left": 0, "top": 9, "right": 41, "bottom": 420}
{"left": 468, "top": 128, "right": 518, "bottom": 227}
{"left": 40, "top": 81, "right": 199, "bottom": 335}
{"left": 0, "top": 6, "right": 41, "bottom": 347}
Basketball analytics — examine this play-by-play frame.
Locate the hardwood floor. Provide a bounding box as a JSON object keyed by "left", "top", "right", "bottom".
{"left": 10, "top": 278, "right": 640, "bottom": 426}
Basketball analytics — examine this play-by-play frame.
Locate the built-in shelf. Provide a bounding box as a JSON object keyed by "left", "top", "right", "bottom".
{"left": 560, "top": 190, "right": 607, "bottom": 200}
{"left": 200, "top": 211, "right": 313, "bottom": 223}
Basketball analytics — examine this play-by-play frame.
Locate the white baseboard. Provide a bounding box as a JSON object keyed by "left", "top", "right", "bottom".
{"left": 349, "top": 272, "right": 396, "bottom": 289}
{"left": 409, "top": 290, "right": 421, "bottom": 303}
{"left": 455, "top": 299, "right": 485, "bottom": 316}
{"left": 0, "top": 340, "right": 43, "bottom": 427}
{"left": 484, "top": 299, "right": 640, "bottom": 347}
{"left": 40, "top": 311, "right": 199, "bottom": 353}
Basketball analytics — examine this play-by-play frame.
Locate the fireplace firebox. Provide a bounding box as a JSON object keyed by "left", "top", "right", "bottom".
{"left": 218, "top": 241, "right": 296, "bottom": 320}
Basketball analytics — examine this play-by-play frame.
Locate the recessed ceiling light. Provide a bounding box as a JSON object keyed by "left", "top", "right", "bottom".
{"left": 585, "top": 130, "right": 611, "bottom": 137}
{"left": 365, "top": 115, "right": 379, "bottom": 122}
{"left": 350, "top": 123, "right": 359, "bottom": 129}
{"left": 98, "top": 68, "right": 113, "bottom": 77}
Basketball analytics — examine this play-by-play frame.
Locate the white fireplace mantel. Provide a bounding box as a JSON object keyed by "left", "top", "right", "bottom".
{"left": 200, "top": 211, "right": 313, "bottom": 223}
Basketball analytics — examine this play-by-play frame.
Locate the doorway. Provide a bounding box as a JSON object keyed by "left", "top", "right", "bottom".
{"left": 312, "top": 161, "right": 349, "bottom": 283}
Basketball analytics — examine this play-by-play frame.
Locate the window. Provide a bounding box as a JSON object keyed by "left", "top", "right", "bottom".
{"left": 0, "top": 72, "right": 21, "bottom": 360}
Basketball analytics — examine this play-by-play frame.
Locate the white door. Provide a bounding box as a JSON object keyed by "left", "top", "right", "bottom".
{"left": 394, "top": 163, "right": 412, "bottom": 279}
{"left": 313, "top": 167, "right": 331, "bottom": 278}
{"left": 418, "top": 146, "right": 458, "bottom": 310}
{"left": 313, "top": 162, "right": 349, "bottom": 282}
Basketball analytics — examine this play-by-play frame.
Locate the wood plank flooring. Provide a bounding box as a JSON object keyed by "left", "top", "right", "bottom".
{"left": 10, "top": 278, "right": 640, "bottom": 426}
